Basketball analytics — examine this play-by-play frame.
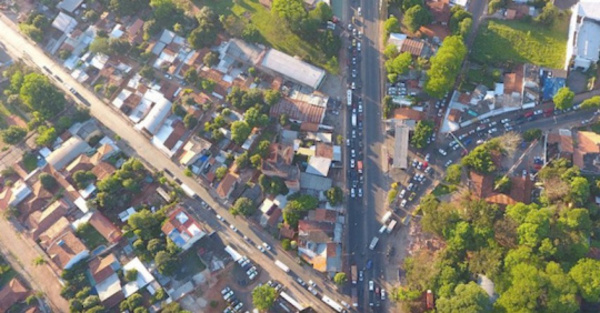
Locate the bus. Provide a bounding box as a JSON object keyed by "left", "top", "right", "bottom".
{"left": 280, "top": 291, "right": 305, "bottom": 311}
{"left": 274, "top": 260, "right": 290, "bottom": 273}
{"left": 321, "top": 295, "right": 344, "bottom": 313}
{"left": 347, "top": 89, "right": 352, "bottom": 107}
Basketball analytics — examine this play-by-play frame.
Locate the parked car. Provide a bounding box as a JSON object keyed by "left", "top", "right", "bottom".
{"left": 438, "top": 148, "right": 447, "bottom": 156}
{"left": 369, "top": 280, "right": 374, "bottom": 291}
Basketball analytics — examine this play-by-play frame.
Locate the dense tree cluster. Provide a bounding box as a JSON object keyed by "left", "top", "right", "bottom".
{"left": 90, "top": 158, "right": 147, "bottom": 209}
{"left": 461, "top": 139, "right": 503, "bottom": 174}
{"left": 19, "top": 73, "right": 66, "bottom": 118}
{"left": 325, "top": 186, "right": 343, "bottom": 206}
{"left": 410, "top": 120, "right": 434, "bottom": 149}
{"left": 230, "top": 197, "right": 256, "bottom": 216}
{"left": 424, "top": 36, "right": 467, "bottom": 98}
{"left": 449, "top": 7, "right": 472, "bottom": 37}
{"left": 385, "top": 52, "right": 412, "bottom": 83}
{"left": 403, "top": 4, "right": 432, "bottom": 33}
{"left": 252, "top": 285, "right": 277, "bottom": 310}
{"left": 553, "top": 87, "right": 575, "bottom": 110}
{"left": 283, "top": 193, "right": 319, "bottom": 227}
{"left": 19, "top": 13, "right": 49, "bottom": 42}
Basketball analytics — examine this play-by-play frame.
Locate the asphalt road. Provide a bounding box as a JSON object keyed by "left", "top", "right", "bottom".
{"left": 0, "top": 15, "right": 344, "bottom": 313}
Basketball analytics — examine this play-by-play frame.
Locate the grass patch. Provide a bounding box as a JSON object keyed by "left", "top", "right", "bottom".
{"left": 471, "top": 18, "right": 569, "bottom": 69}
{"left": 190, "top": 0, "right": 338, "bottom": 73}
{"left": 432, "top": 183, "right": 457, "bottom": 197}
{"left": 173, "top": 251, "right": 206, "bottom": 280}
{"left": 22, "top": 152, "right": 38, "bottom": 173}
{"left": 0, "top": 257, "right": 16, "bottom": 289}
{"left": 75, "top": 223, "right": 107, "bottom": 250}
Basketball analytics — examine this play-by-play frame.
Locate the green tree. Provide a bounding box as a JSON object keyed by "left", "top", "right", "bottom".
{"left": 73, "top": 170, "right": 96, "bottom": 189}
{"left": 128, "top": 210, "right": 162, "bottom": 241}
{"left": 569, "top": 258, "right": 600, "bottom": 302}
{"left": 272, "top": 0, "right": 307, "bottom": 31}
{"left": 436, "top": 282, "right": 491, "bottom": 313}
{"left": 553, "top": 87, "right": 575, "bottom": 110}
{"left": 0, "top": 126, "right": 27, "bottom": 145}
{"left": 183, "top": 68, "right": 198, "bottom": 85}
{"left": 155, "top": 251, "right": 177, "bottom": 275}
{"left": 457, "top": 17, "right": 472, "bottom": 37}
{"left": 139, "top": 66, "right": 154, "bottom": 80}
{"left": 425, "top": 36, "right": 467, "bottom": 98}
{"left": 264, "top": 89, "right": 282, "bottom": 106}
{"left": 311, "top": 2, "right": 333, "bottom": 22}
{"left": 231, "top": 121, "right": 251, "bottom": 145}
{"left": 333, "top": 272, "right": 347, "bottom": 285}
{"left": 235, "top": 152, "right": 249, "bottom": 168}
{"left": 461, "top": 144, "right": 496, "bottom": 174}
{"left": 569, "top": 176, "right": 590, "bottom": 205}
{"left": 535, "top": 2, "right": 559, "bottom": 26}
{"left": 401, "top": 0, "right": 422, "bottom": 11}
{"left": 580, "top": 96, "right": 600, "bottom": 109}
{"left": 522, "top": 128, "right": 542, "bottom": 142}
{"left": 230, "top": 197, "right": 256, "bottom": 216}
{"left": 20, "top": 73, "right": 65, "bottom": 118}
{"left": 183, "top": 114, "right": 198, "bottom": 130}
{"left": 384, "top": 44, "right": 399, "bottom": 59}
{"left": 250, "top": 154, "right": 262, "bottom": 168}
{"left": 244, "top": 107, "right": 269, "bottom": 128}
{"left": 19, "top": 24, "right": 43, "bottom": 42}
{"left": 384, "top": 16, "right": 401, "bottom": 35}
{"left": 449, "top": 7, "right": 472, "bottom": 34}
{"left": 203, "top": 51, "right": 219, "bottom": 67}
{"left": 410, "top": 120, "right": 434, "bottom": 148}
{"left": 125, "top": 269, "right": 138, "bottom": 282}
{"left": 89, "top": 37, "right": 111, "bottom": 54}
{"left": 39, "top": 173, "right": 57, "bottom": 190}
{"left": 445, "top": 164, "right": 462, "bottom": 184}
{"left": 188, "top": 25, "right": 218, "bottom": 49}
{"left": 109, "top": 0, "right": 149, "bottom": 17}
{"left": 215, "top": 166, "right": 228, "bottom": 181}
{"left": 385, "top": 52, "right": 412, "bottom": 79}
{"left": 325, "top": 186, "right": 343, "bottom": 206}
{"left": 403, "top": 5, "right": 431, "bottom": 33}
{"left": 35, "top": 126, "right": 57, "bottom": 146}
{"left": 252, "top": 285, "right": 277, "bottom": 311}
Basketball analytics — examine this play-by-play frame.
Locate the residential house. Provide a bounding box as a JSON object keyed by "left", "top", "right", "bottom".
{"left": 152, "top": 118, "right": 187, "bottom": 157}
{"left": 0, "top": 180, "right": 32, "bottom": 211}
{"left": 399, "top": 38, "right": 430, "bottom": 58}
{"left": 299, "top": 173, "right": 333, "bottom": 193}
{"left": 426, "top": 0, "right": 451, "bottom": 25}
{"left": 502, "top": 65, "right": 524, "bottom": 106}
{"left": 565, "top": 0, "right": 600, "bottom": 70}
{"left": 547, "top": 129, "right": 574, "bottom": 161}
{"left": 260, "top": 48, "right": 326, "bottom": 90}
{"left": 89, "top": 212, "right": 123, "bottom": 244}
{"left": 133, "top": 89, "right": 173, "bottom": 136}
{"left": 46, "top": 229, "right": 90, "bottom": 270}
{"left": 522, "top": 64, "right": 541, "bottom": 106}
{"left": 270, "top": 98, "right": 326, "bottom": 124}
{"left": 297, "top": 215, "right": 342, "bottom": 275}
{"left": 218, "top": 39, "right": 265, "bottom": 71}
{"left": 27, "top": 199, "right": 69, "bottom": 240}
{"left": 18, "top": 180, "right": 53, "bottom": 221}
{"left": 306, "top": 156, "right": 331, "bottom": 177}
{"left": 39, "top": 217, "right": 72, "bottom": 248}
{"left": 215, "top": 172, "right": 240, "bottom": 200}
{"left": 468, "top": 172, "right": 532, "bottom": 207}
{"left": 388, "top": 33, "right": 408, "bottom": 49}
{"left": 88, "top": 253, "right": 124, "bottom": 308}
{"left": 0, "top": 278, "right": 30, "bottom": 312}
{"left": 261, "top": 143, "right": 300, "bottom": 191}
{"left": 573, "top": 131, "right": 600, "bottom": 173}
{"left": 121, "top": 257, "right": 156, "bottom": 298}
{"left": 52, "top": 12, "right": 78, "bottom": 34}
{"left": 161, "top": 207, "right": 206, "bottom": 251}
{"left": 127, "top": 18, "right": 145, "bottom": 44}
{"left": 178, "top": 135, "right": 212, "bottom": 167}
{"left": 46, "top": 137, "right": 92, "bottom": 171}
{"left": 57, "top": 0, "right": 84, "bottom": 13}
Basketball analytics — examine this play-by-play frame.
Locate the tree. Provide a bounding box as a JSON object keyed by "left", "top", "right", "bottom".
{"left": 89, "top": 37, "right": 111, "bottom": 54}
{"left": 401, "top": 0, "right": 422, "bottom": 11}
{"left": 188, "top": 25, "right": 218, "bottom": 49}
{"left": 235, "top": 152, "right": 249, "bottom": 168}
{"left": 410, "top": 120, "right": 434, "bottom": 149}
{"left": 73, "top": 170, "right": 96, "bottom": 189}
{"left": 425, "top": 36, "right": 466, "bottom": 98}
{"left": 457, "top": 17, "right": 472, "bottom": 37}
{"left": 272, "top": 0, "right": 307, "bottom": 31}
{"left": 436, "top": 282, "right": 492, "bottom": 313}
{"left": 569, "top": 258, "right": 600, "bottom": 302}
{"left": 252, "top": 285, "right": 277, "bottom": 311}
{"left": 445, "top": 164, "right": 462, "bottom": 184}
{"left": 128, "top": 210, "right": 162, "bottom": 241}
{"left": 0, "top": 126, "right": 26, "bottom": 144}
{"left": 384, "top": 44, "right": 399, "bottom": 59}
{"left": 385, "top": 52, "right": 412, "bottom": 79}
{"left": 535, "top": 2, "right": 559, "bottom": 26}
{"left": 140, "top": 66, "right": 154, "bottom": 80}
{"left": 244, "top": 107, "right": 269, "bottom": 128}
{"left": 250, "top": 154, "right": 262, "bottom": 168}
{"left": 403, "top": 5, "right": 431, "bottom": 33}
{"left": 569, "top": 176, "right": 590, "bottom": 206}
{"left": 449, "top": 7, "right": 472, "bottom": 34}
{"left": 203, "top": 51, "right": 219, "bottom": 67}
{"left": 333, "top": 272, "right": 347, "bottom": 285}
{"left": 264, "top": 89, "right": 282, "bottom": 106}
{"left": 183, "top": 68, "right": 198, "bottom": 85}
{"left": 39, "top": 173, "right": 57, "bottom": 190}
{"left": 35, "top": 126, "right": 57, "bottom": 146}
{"left": 522, "top": 128, "right": 542, "bottom": 142}
{"left": 155, "top": 251, "right": 177, "bottom": 275}
{"left": 461, "top": 144, "right": 496, "bottom": 174}
{"left": 325, "top": 186, "right": 343, "bottom": 206}
{"left": 311, "top": 2, "right": 333, "bottom": 22}
{"left": 20, "top": 73, "right": 65, "bottom": 118}
{"left": 553, "top": 87, "right": 574, "bottom": 110}
{"left": 183, "top": 114, "right": 198, "bottom": 130}
{"left": 125, "top": 269, "right": 138, "bottom": 282}
{"left": 384, "top": 16, "right": 401, "bottom": 36}
{"left": 109, "top": 0, "right": 149, "bottom": 17}
{"left": 215, "top": 166, "right": 228, "bottom": 181}
{"left": 230, "top": 197, "right": 256, "bottom": 216}
{"left": 231, "top": 121, "right": 251, "bottom": 145}
{"left": 580, "top": 95, "right": 600, "bottom": 109}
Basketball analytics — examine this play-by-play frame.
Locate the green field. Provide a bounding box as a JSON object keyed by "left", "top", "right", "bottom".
{"left": 471, "top": 18, "right": 569, "bottom": 69}
{"left": 190, "top": 0, "right": 337, "bottom": 73}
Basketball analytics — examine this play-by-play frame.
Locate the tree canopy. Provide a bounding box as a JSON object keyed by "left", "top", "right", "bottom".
{"left": 385, "top": 52, "right": 412, "bottom": 82}
{"left": 230, "top": 197, "right": 256, "bottom": 216}
{"left": 325, "top": 186, "right": 343, "bottom": 206}
{"left": 252, "top": 285, "right": 277, "bottom": 310}
{"left": 231, "top": 121, "right": 251, "bottom": 145}
{"left": 403, "top": 5, "right": 431, "bottom": 33}
{"left": 436, "top": 282, "right": 492, "bottom": 313}
{"left": 553, "top": 87, "right": 575, "bottom": 110}
{"left": 19, "top": 73, "right": 65, "bottom": 118}
{"left": 410, "top": 120, "right": 434, "bottom": 149}
{"left": 424, "top": 36, "right": 467, "bottom": 98}
{"left": 0, "top": 126, "right": 27, "bottom": 145}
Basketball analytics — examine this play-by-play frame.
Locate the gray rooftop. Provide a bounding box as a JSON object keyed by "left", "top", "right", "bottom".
{"left": 261, "top": 49, "right": 326, "bottom": 90}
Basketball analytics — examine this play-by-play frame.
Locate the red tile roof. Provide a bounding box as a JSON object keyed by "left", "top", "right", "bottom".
{"left": 270, "top": 98, "right": 325, "bottom": 124}
{"left": 46, "top": 230, "right": 88, "bottom": 270}
{"left": 163, "top": 120, "right": 187, "bottom": 150}
{"left": 89, "top": 212, "right": 122, "bottom": 243}
{"left": 216, "top": 172, "right": 238, "bottom": 199}
{"left": 504, "top": 64, "right": 524, "bottom": 95}
{"left": 426, "top": 0, "right": 451, "bottom": 24}
{"left": 448, "top": 109, "right": 462, "bottom": 122}
{"left": 0, "top": 278, "right": 29, "bottom": 312}
{"left": 89, "top": 253, "right": 119, "bottom": 284}
{"left": 400, "top": 39, "right": 425, "bottom": 57}
{"left": 469, "top": 172, "right": 494, "bottom": 198}
{"left": 392, "top": 108, "right": 425, "bottom": 121}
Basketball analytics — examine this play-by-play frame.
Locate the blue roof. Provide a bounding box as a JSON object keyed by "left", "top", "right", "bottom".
{"left": 542, "top": 76, "right": 566, "bottom": 101}
{"left": 168, "top": 230, "right": 186, "bottom": 248}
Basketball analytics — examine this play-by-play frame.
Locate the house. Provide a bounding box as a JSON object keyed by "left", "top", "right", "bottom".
{"left": 573, "top": 131, "right": 600, "bottom": 173}
{"left": 52, "top": 12, "right": 78, "bottom": 34}
{"left": 215, "top": 172, "right": 240, "bottom": 200}
{"left": 127, "top": 18, "right": 144, "bottom": 44}
{"left": 46, "top": 229, "right": 90, "bottom": 270}
{"left": 306, "top": 156, "right": 331, "bottom": 177}
{"left": 133, "top": 89, "right": 173, "bottom": 135}
{"left": 522, "top": 64, "right": 541, "bottom": 106}
{"left": 270, "top": 98, "right": 326, "bottom": 124}
{"left": 65, "top": 154, "right": 94, "bottom": 177}
{"left": 46, "top": 137, "right": 92, "bottom": 171}
{"left": 391, "top": 108, "right": 426, "bottom": 121}
{"left": 27, "top": 199, "right": 69, "bottom": 240}
{"left": 39, "top": 217, "right": 71, "bottom": 249}
{"left": 260, "top": 49, "right": 326, "bottom": 90}
{"left": 547, "top": 129, "right": 574, "bottom": 161}
{"left": 18, "top": 180, "right": 54, "bottom": 220}
{"left": 297, "top": 219, "right": 342, "bottom": 275}
{"left": 90, "top": 162, "right": 117, "bottom": 182}
{"left": 57, "top": 0, "right": 84, "bottom": 13}
{"left": 426, "top": 0, "right": 451, "bottom": 25}
{"left": 95, "top": 273, "right": 124, "bottom": 308}
{"left": 468, "top": 172, "right": 494, "bottom": 199}
{"left": 0, "top": 278, "right": 30, "bottom": 312}
{"left": 261, "top": 143, "right": 300, "bottom": 190}
{"left": 419, "top": 24, "right": 451, "bottom": 42}
{"left": 152, "top": 118, "right": 187, "bottom": 157}
{"left": 0, "top": 180, "right": 32, "bottom": 211}
{"left": 178, "top": 135, "right": 212, "bottom": 167}
{"left": 161, "top": 207, "right": 206, "bottom": 251}
{"left": 388, "top": 33, "right": 408, "bottom": 49}
{"left": 89, "top": 212, "right": 123, "bottom": 244}
{"left": 565, "top": 0, "right": 600, "bottom": 70}
{"left": 469, "top": 172, "right": 532, "bottom": 207}
{"left": 219, "top": 38, "right": 265, "bottom": 70}
{"left": 122, "top": 257, "right": 156, "bottom": 298}
{"left": 88, "top": 254, "right": 124, "bottom": 308}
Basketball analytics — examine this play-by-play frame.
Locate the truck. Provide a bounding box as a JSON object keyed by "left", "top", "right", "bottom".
{"left": 369, "top": 236, "right": 379, "bottom": 250}
{"left": 347, "top": 89, "right": 352, "bottom": 107}
{"left": 357, "top": 161, "right": 363, "bottom": 173}
{"left": 351, "top": 265, "right": 357, "bottom": 284}
{"left": 274, "top": 260, "right": 290, "bottom": 273}
{"left": 352, "top": 113, "right": 357, "bottom": 127}
{"left": 387, "top": 219, "right": 398, "bottom": 233}
{"left": 381, "top": 211, "right": 392, "bottom": 224}
{"left": 351, "top": 287, "right": 358, "bottom": 307}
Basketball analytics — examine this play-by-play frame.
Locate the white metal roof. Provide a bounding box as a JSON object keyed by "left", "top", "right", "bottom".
{"left": 57, "top": 0, "right": 84, "bottom": 12}
{"left": 135, "top": 89, "right": 172, "bottom": 135}
{"left": 261, "top": 49, "right": 326, "bottom": 90}
{"left": 52, "top": 12, "right": 78, "bottom": 33}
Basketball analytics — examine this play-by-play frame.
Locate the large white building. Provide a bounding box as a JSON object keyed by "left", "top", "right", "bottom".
{"left": 566, "top": 0, "right": 600, "bottom": 70}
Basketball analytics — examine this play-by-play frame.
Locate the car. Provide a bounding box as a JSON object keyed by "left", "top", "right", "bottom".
{"left": 489, "top": 121, "right": 497, "bottom": 127}
{"left": 422, "top": 162, "right": 428, "bottom": 170}
{"left": 358, "top": 188, "right": 363, "bottom": 197}
{"left": 357, "top": 6, "right": 362, "bottom": 15}
{"left": 407, "top": 183, "right": 414, "bottom": 191}
{"left": 366, "top": 259, "right": 373, "bottom": 269}
{"left": 424, "top": 167, "right": 433, "bottom": 175}
{"left": 352, "top": 130, "right": 357, "bottom": 139}
{"left": 505, "top": 125, "right": 513, "bottom": 131}
{"left": 444, "top": 160, "right": 453, "bottom": 168}
{"left": 534, "top": 109, "right": 543, "bottom": 115}
{"left": 399, "top": 189, "right": 406, "bottom": 198}
{"left": 223, "top": 290, "right": 234, "bottom": 301}
{"left": 257, "top": 245, "right": 265, "bottom": 253}
{"left": 351, "top": 188, "right": 356, "bottom": 198}
{"left": 381, "top": 289, "right": 386, "bottom": 300}
{"left": 352, "top": 69, "right": 357, "bottom": 78}
{"left": 408, "top": 192, "right": 416, "bottom": 201}
{"left": 262, "top": 242, "right": 271, "bottom": 251}
{"left": 243, "top": 235, "right": 251, "bottom": 243}
{"left": 221, "top": 287, "right": 231, "bottom": 295}
{"left": 481, "top": 118, "right": 490, "bottom": 124}
{"left": 358, "top": 104, "right": 363, "bottom": 113}
{"left": 439, "top": 148, "right": 447, "bottom": 156}
{"left": 351, "top": 149, "right": 356, "bottom": 158}
{"left": 308, "top": 280, "right": 317, "bottom": 288}
{"left": 347, "top": 23, "right": 352, "bottom": 30}
{"left": 229, "top": 224, "right": 238, "bottom": 232}
{"left": 246, "top": 267, "right": 257, "bottom": 276}
{"left": 359, "top": 270, "right": 364, "bottom": 281}
{"left": 412, "top": 158, "right": 418, "bottom": 167}
{"left": 416, "top": 161, "right": 423, "bottom": 170}
{"left": 350, "top": 159, "right": 355, "bottom": 168}
{"left": 233, "top": 302, "right": 244, "bottom": 312}
{"left": 357, "top": 42, "right": 362, "bottom": 51}
{"left": 488, "top": 128, "right": 498, "bottom": 134}
{"left": 346, "top": 139, "right": 350, "bottom": 146}
{"left": 400, "top": 199, "right": 407, "bottom": 207}
{"left": 358, "top": 31, "right": 363, "bottom": 39}
{"left": 468, "top": 129, "right": 476, "bottom": 135}
{"left": 297, "top": 277, "right": 307, "bottom": 287}
{"left": 522, "top": 169, "right": 528, "bottom": 177}
{"left": 369, "top": 280, "right": 374, "bottom": 291}
{"left": 308, "top": 286, "right": 318, "bottom": 296}
{"left": 376, "top": 287, "right": 380, "bottom": 295}
{"left": 425, "top": 153, "right": 431, "bottom": 161}
{"left": 216, "top": 214, "right": 225, "bottom": 222}
{"left": 501, "top": 118, "right": 510, "bottom": 124}
{"left": 458, "top": 134, "right": 467, "bottom": 140}
{"left": 476, "top": 125, "right": 487, "bottom": 131}
{"left": 351, "top": 82, "right": 356, "bottom": 89}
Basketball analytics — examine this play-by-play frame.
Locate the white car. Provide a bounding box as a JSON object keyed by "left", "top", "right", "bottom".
{"left": 438, "top": 148, "right": 447, "bottom": 156}
{"left": 257, "top": 245, "right": 266, "bottom": 253}
{"left": 351, "top": 149, "right": 356, "bottom": 158}
{"left": 534, "top": 109, "right": 543, "bottom": 115}
{"left": 488, "top": 128, "right": 498, "bottom": 134}
{"left": 501, "top": 118, "right": 510, "bottom": 124}
{"left": 369, "top": 280, "right": 374, "bottom": 291}
{"left": 358, "top": 188, "right": 363, "bottom": 197}
{"left": 262, "top": 242, "right": 271, "bottom": 251}
{"left": 444, "top": 160, "right": 453, "bottom": 168}
{"left": 358, "top": 104, "right": 363, "bottom": 113}
{"left": 400, "top": 199, "right": 407, "bottom": 207}
{"left": 357, "top": 42, "right": 361, "bottom": 51}
{"left": 346, "top": 139, "right": 350, "bottom": 146}
{"left": 221, "top": 287, "right": 231, "bottom": 295}
{"left": 399, "top": 189, "right": 406, "bottom": 198}
{"left": 229, "top": 224, "right": 238, "bottom": 232}
{"left": 381, "top": 289, "right": 386, "bottom": 300}
{"left": 216, "top": 214, "right": 225, "bottom": 221}
{"left": 359, "top": 271, "right": 364, "bottom": 281}
{"left": 424, "top": 153, "right": 431, "bottom": 161}
{"left": 350, "top": 159, "right": 355, "bottom": 168}
{"left": 357, "top": 6, "right": 362, "bottom": 15}
{"left": 351, "top": 188, "right": 356, "bottom": 198}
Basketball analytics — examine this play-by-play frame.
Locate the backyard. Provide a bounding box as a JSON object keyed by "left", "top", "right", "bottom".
{"left": 471, "top": 18, "right": 569, "bottom": 69}
{"left": 189, "top": 0, "right": 338, "bottom": 73}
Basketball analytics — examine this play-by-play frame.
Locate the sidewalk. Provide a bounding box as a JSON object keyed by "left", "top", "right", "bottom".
{"left": 0, "top": 218, "right": 69, "bottom": 312}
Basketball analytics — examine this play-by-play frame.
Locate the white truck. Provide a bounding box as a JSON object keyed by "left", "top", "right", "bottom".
{"left": 352, "top": 113, "right": 357, "bottom": 127}
{"left": 387, "top": 220, "right": 398, "bottom": 233}
{"left": 369, "top": 236, "right": 379, "bottom": 250}
{"left": 274, "top": 260, "right": 290, "bottom": 273}
{"left": 381, "top": 211, "right": 392, "bottom": 224}
{"left": 347, "top": 89, "right": 352, "bottom": 107}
